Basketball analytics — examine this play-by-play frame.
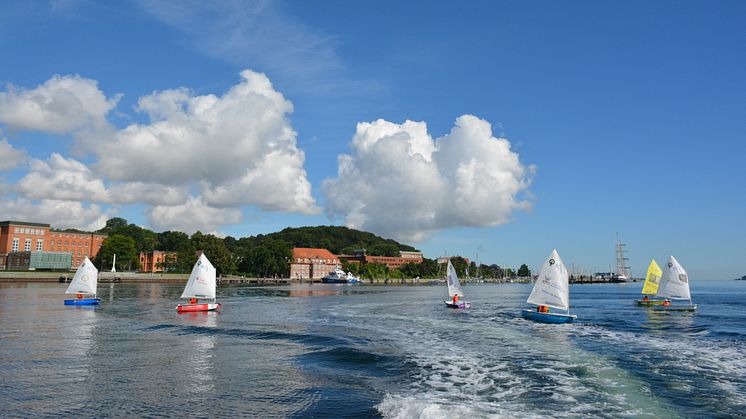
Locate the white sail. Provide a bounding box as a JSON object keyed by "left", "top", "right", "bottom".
{"left": 526, "top": 249, "right": 570, "bottom": 310}
{"left": 656, "top": 255, "right": 691, "bottom": 300}
{"left": 446, "top": 260, "right": 465, "bottom": 297}
{"left": 180, "top": 254, "right": 217, "bottom": 299}
{"left": 65, "top": 257, "right": 98, "bottom": 296}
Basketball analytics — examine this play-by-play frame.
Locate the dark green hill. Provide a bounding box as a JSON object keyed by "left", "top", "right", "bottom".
{"left": 246, "top": 225, "right": 417, "bottom": 257}
{"left": 95, "top": 217, "right": 421, "bottom": 275}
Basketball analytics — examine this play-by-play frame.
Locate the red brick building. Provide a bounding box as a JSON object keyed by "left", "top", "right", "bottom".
{"left": 0, "top": 220, "right": 107, "bottom": 270}
{"left": 49, "top": 230, "right": 107, "bottom": 269}
{"left": 289, "top": 248, "right": 340, "bottom": 280}
{"left": 339, "top": 250, "right": 424, "bottom": 270}
{"left": 139, "top": 250, "right": 177, "bottom": 272}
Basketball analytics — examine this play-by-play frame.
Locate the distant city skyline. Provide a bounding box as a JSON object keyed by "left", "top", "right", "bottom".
{"left": 0, "top": 1, "right": 744, "bottom": 279}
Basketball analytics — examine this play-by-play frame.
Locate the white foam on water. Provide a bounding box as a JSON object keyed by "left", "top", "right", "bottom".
{"left": 378, "top": 394, "right": 502, "bottom": 419}
{"left": 572, "top": 324, "right": 746, "bottom": 406}
{"left": 369, "top": 312, "right": 678, "bottom": 418}
{"left": 310, "top": 296, "right": 730, "bottom": 417}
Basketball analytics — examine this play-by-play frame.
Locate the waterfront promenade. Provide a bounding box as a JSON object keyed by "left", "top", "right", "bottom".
{"left": 0, "top": 271, "right": 626, "bottom": 285}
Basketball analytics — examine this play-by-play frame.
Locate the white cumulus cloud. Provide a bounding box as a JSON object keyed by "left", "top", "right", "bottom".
{"left": 15, "top": 152, "right": 189, "bottom": 208}
{"left": 0, "top": 198, "right": 109, "bottom": 231}
{"left": 0, "top": 138, "right": 28, "bottom": 171}
{"left": 0, "top": 74, "right": 118, "bottom": 134}
{"left": 146, "top": 196, "right": 242, "bottom": 234}
{"left": 96, "top": 70, "right": 318, "bottom": 214}
{"left": 107, "top": 182, "right": 187, "bottom": 206}
{"left": 323, "top": 115, "right": 534, "bottom": 242}
{"left": 0, "top": 70, "right": 320, "bottom": 233}
{"left": 17, "top": 153, "right": 108, "bottom": 201}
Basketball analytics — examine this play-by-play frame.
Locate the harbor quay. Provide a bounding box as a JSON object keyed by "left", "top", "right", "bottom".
{"left": 0, "top": 271, "right": 628, "bottom": 285}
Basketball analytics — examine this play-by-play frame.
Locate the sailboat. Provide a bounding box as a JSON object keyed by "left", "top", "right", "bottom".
{"left": 444, "top": 260, "right": 470, "bottom": 308}
{"left": 635, "top": 259, "right": 666, "bottom": 306}
{"left": 615, "top": 238, "right": 630, "bottom": 282}
{"left": 64, "top": 257, "right": 101, "bottom": 305}
{"left": 521, "top": 249, "right": 576, "bottom": 324}
{"left": 176, "top": 253, "right": 221, "bottom": 313}
{"left": 651, "top": 255, "right": 697, "bottom": 312}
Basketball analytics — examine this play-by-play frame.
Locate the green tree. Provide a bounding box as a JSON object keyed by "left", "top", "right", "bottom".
{"left": 155, "top": 231, "right": 194, "bottom": 273}
{"left": 419, "top": 258, "right": 440, "bottom": 278}
{"left": 156, "top": 253, "right": 179, "bottom": 272}
{"left": 318, "top": 238, "right": 334, "bottom": 252}
{"left": 469, "top": 261, "right": 478, "bottom": 277}
{"left": 242, "top": 240, "right": 292, "bottom": 277}
{"left": 174, "top": 247, "right": 198, "bottom": 273}
{"left": 157, "top": 231, "right": 190, "bottom": 251}
{"left": 96, "top": 234, "right": 138, "bottom": 272}
{"left": 191, "top": 232, "right": 235, "bottom": 275}
{"left": 101, "top": 217, "right": 128, "bottom": 231}
{"left": 449, "top": 256, "right": 469, "bottom": 277}
{"left": 340, "top": 260, "right": 361, "bottom": 275}
{"left": 223, "top": 236, "right": 240, "bottom": 254}
{"left": 368, "top": 243, "right": 399, "bottom": 257}
{"left": 361, "top": 262, "right": 388, "bottom": 279}
{"left": 399, "top": 262, "right": 421, "bottom": 278}
{"left": 517, "top": 264, "right": 531, "bottom": 277}
{"left": 98, "top": 217, "right": 157, "bottom": 252}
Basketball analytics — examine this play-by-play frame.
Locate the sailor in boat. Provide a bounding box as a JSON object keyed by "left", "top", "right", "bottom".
{"left": 189, "top": 298, "right": 198, "bottom": 304}
{"left": 452, "top": 294, "right": 459, "bottom": 305}
{"left": 643, "top": 296, "right": 649, "bottom": 301}
{"left": 537, "top": 305, "right": 549, "bottom": 313}
{"left": 663, "top": 300, "right": 671, "bottom": 307}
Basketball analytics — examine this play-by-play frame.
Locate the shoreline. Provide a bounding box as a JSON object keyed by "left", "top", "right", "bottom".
{"left": 0, "top": 271, "right": 636, "bottom": 286}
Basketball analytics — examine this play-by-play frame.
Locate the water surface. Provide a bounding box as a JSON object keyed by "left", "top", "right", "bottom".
{"left": 1, "top": 281, "right": 745, "bottom": 418}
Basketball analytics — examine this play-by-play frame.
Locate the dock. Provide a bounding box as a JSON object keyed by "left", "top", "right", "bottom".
{"left": 0, "top": 271, "right": 637, "bottom": 285}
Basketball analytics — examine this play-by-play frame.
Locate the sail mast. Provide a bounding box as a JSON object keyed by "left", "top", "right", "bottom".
{"left": 615, "top": 235, "right": 630, "bottom": 280}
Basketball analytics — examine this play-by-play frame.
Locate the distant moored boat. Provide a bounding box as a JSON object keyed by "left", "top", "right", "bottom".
{"left": 322, "top": 268, "right": 360, "bottom": 284}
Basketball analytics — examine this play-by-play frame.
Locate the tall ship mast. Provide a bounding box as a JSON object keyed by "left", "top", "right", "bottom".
{"left": 615, "top": 237, "right": 630, "bottom": 282}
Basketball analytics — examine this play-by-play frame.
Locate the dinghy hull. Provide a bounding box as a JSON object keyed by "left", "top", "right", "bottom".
{"left": 635, "top": 299, "right": 667, "bottom": 306}
{"left": 521, "top": 309, "right": 576, "bottom": 324}
{"left": 64, "top": 298, "right": 101, "bottom": 305}
{"left": 177, "top": 302, "right": 220, "bottom": 313}
{"left": 651, "top": 304, "right": 697, "bottom": 312}
{"left": 444, "top": 300, "right": 471, "bottom": 309}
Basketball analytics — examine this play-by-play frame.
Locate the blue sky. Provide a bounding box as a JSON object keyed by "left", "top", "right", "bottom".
{"left": 0, "top": 0, "right": 744, "bottom": 279}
